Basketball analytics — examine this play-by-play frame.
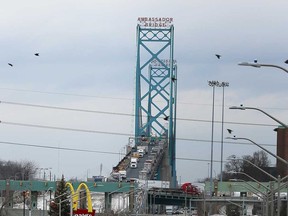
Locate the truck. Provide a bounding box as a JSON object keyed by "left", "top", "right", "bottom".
{"left": 166, "top": 205, "right": 173, "bottom": 215}
{"left": 130, "top": 157, "right": 138, "bottom": 168}
{"left": 181, "top": 182, "right": 201, "bottom": 195}
{"left": 131, "top": 157, "right": 138, "bottom": 163}
{"left": 119, "top": 170, "right": 127, "bottom": 179}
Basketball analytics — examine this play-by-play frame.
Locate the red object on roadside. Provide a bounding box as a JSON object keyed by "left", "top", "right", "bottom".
{"left": 180, "top": 182, "right": 201, "bottom": 195}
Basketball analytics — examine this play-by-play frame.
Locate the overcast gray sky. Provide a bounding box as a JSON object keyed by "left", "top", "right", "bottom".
{"left": 1, "top": 0, "right": 288, "bottom": 183}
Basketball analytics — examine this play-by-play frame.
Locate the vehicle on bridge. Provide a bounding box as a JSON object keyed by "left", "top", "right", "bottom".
{"left": 130, "top": 157, "right": 138, "bottom": 168}
{"left": 131, "top": 151, "right": 140, "bottom": 160}
{"left": 137, "top": 145, "right": 148, "bottom": 154}
{"left": 119, "top": 170, "right": 127, "bottom": 179}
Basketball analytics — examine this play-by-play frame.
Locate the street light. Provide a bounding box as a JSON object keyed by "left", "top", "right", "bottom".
{"left": 227, "top": 157, "right": 284, "bottom": 216}
{"left": 230, "top": 179, "right": 269, "bottom": 216}
{"left": 229, "top": 105, "right": 287, "bottom": 128}
{"left": 238, "top": 62, "right": 288, "bottom": 73}
{"left": 107, "top": 185, "right": 135, "bottom": 213}
{"left": 228, "top": 171, "right": 270, "bottom": 189}
{"left": 229, "top": 105, "right": 288, "bottom": 178}
{"left": 43, "top": 187, "right": 53, "bottom": 216}
{"left": 230, "top": 104, "right": 288, "bottom": 179}
{"left": 226, "top": 136, "right": 288, "bottom": 167}
{"left": 226, "top": 136, "right": 288, "bottom": 216}
{"left": 230, "top": 178, "right": 269, "bottom": 198}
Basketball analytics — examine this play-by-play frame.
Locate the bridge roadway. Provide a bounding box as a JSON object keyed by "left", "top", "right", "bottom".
{"left": 126, "top": 145, "right": 153, "bottom": 180}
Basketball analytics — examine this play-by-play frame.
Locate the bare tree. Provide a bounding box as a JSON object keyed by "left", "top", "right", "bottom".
{"left": 20, "top": 160, "right": 38, "bottom": 180}
{"left": 222, "top": 150, "right": 272, "bottom": 181}
{"left": 225, "top": 155, "right": 244, "bottom": 173}
{"left": 0, "top": 159, "right": 38, "bottom": 180}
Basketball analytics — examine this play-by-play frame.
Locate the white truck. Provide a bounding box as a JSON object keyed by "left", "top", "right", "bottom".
{"left": 130, "top": 157, "right": 138, "bottom": 168}
{"left": 166, "top": 206, "right": 173, "bottom": 215}
{"left": 119, "top": 170, "right": 127, "bottom": 179}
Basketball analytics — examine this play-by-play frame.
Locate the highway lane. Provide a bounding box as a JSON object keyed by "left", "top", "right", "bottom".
{"left": 126, "top": 145, "right": 153, "bottom": 180}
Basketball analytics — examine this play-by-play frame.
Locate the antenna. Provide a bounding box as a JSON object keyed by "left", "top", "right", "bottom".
{"left": 100, "top": 163, "right": 103, "bottom": 176}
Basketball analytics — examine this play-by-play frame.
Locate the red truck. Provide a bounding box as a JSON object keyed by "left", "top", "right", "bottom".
{"left": 180, "top": 182, "right": 201, "bottom": 195}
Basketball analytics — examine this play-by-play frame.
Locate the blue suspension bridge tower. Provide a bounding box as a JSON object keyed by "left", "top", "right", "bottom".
{"left": 134, "top": 17, "right": 177, "bottom": 187}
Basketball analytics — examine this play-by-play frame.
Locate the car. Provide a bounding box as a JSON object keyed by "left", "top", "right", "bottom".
{"left": 130, "top": 162, "right": 137, "bottom": 168}
{"left": 137, "top": 149, "right": 145, "bottom": 154}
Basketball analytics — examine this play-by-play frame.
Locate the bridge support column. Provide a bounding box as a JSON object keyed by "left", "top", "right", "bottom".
{"left": 30, "top": 191, "right": 38, "bottom": 210}
{"left": 104, "top": 192, "right": 112, "bottom": 213}
{"left": 5, "top": 180, "right": 13, "bottom": 208}
{"left": 129, "top": 182, "right": 135, "bottom": 213}
{"left": 160, "top": 146, "right": 171, "bottom": 183}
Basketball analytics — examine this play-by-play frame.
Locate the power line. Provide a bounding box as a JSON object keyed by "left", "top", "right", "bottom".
{"left": 1, "top": 121, "right": 133, "bottom": 137}
{"left": 0, "top": 87, "right": 288, "bottom": 111}
{"left": 0, "top": 140, "right": 120, "bottom": 155}
{"left": 0, "top": 140, "right": 274, "bottom": 162}
{"left": 0, "top": 100, "right": 279, "bottom": 127}
{"left": 0, "top": 100, "right": 132, "bottom": 117}
{"left": 0, "top": 120, "right": 276, "bottom": 147}
{"left": 176, "top": 137, "right": 275, "bottom": 147}
{"left": 0, "top": 87, "right": 132, "bottom": 101}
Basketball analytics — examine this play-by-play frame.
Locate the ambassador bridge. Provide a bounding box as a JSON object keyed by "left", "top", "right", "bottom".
{"left": 115, "top": 17, "right": 177, "bottom": 187}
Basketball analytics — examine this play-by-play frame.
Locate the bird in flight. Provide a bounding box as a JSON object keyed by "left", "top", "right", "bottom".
{"left": 254, "top": 59, "right": 258, "bottom": 63}
{"left": 8, "top": 63, "right": 13, "bottom": 67}
{"left": 34, "top": 53, "right": 39, "bottom": 56}
{"left": 285, "top": 59, "right": 288, "bottom": 64}
{"left": 227, "top": 129, "right": 233, "bottom": 134}
{"left": 215, "top": 54, "right": 221, "bottom": 59}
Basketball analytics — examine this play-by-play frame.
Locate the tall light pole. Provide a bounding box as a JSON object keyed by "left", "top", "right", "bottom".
{"left": 208, "top": 80, "right": 229, "bottom": 189}
{"left": 219, "top": 82, "right": 229, "bottom": 183}
{"left": 22, "top": 191, "right": 27, "bottom": 216}
{"left": 207, "top": 80, "right": 216, "bottom": 196}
